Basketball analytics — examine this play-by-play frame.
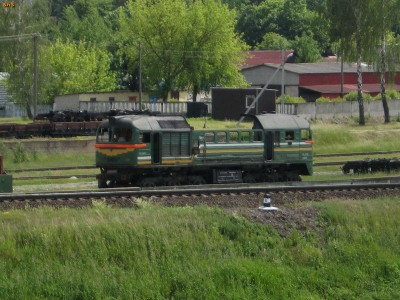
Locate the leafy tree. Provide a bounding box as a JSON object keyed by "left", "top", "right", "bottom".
{"left": 363, "top": 0, "right": 400, "bottom": 123}
{"left": 236, "top": 0, "right": 284, "bottom": 48}
{"left": 323, "top": 0, "right": 379, "bottom": 125}
{"left": 119, "top": 0, "right": 247, "bottom": 102}
{"left": 42, "top": 39, "right": 117, "bottom": 102}
{"left": 278, "top": 0, "right": 312, "bottom": 41}
{"left": 256, "top": 32, "right": 289, "bottom": 50}
{"left": 58, "top": 0, "right": 115, "bottom": 47}
{"left": 291, "top": 34, "right": 322, "bottom": 62}
{"left": 0, "top": 0, "right": 54, "bottom": 119}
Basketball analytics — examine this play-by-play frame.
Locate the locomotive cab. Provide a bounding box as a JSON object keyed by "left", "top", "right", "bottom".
{"left": 95, "top": 114, "right": 192, "bottom": 187}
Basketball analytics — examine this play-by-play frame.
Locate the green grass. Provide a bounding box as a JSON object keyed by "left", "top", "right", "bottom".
{"left": 311, "top": 122, "right": 400, "bottom": 155}
{"left": 0, "top": 117, "right": 32, "bottom": 124}
{"left": 1, "top": 150, "right": 94, "bottom": 170}
{"left": 0, "top": 198, "right": 399, "bottom": 299}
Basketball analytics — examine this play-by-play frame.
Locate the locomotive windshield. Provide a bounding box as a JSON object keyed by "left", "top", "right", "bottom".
{"left": 301, "top": 129, "right": 312, "bottom": 141}
{"left": 97, "top": 126, "right": 132, "bottom": 143}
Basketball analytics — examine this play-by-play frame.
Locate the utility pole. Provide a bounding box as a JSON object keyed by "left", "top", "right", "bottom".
{"left": 139, "top": 42, "right": 142, "bottom": 111}
{"left": 33, "top": 34, "right": 38, "bottom": 118}
{"left": 281, "top": 49, "right": 285, "bottom": 107}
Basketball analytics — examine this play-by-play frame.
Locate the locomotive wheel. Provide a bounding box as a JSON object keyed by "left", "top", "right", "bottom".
{"left": 188, "top": 176, "right": 206, "bottom": 185}
{"left": 139, "top": 178, "right": 158, "bottom": 187}
{"left": 106, "top": 180, "right": 116, "bottom": 188}
{"left": 164, "top": 177, "right": 181, "bottom": 186}
{"left": 243, "top": 174, "right": 256, "bottom": 183}
{"left": 98, "top": 179, "right": 107, "bottom": 189}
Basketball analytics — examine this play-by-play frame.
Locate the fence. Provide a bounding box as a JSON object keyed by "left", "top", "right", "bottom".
{"left": 276, "top": 100, "right": 400, "bottom": 120}
{"left": 79, "top": 101, "right": 212, "bottom": 115}
{"left": 2, "top": 100, "right": 400, "bottom": 120}
{"left": 0, "top": 102, "right": 52, "bottom": 118}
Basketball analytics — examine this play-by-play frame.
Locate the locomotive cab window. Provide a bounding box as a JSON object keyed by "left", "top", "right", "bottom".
{"left": 285, "top": 131, "right": 294, "bottom": 140}
{"left": 140, "top": 132, "right": 151, "bottom": 143}
{"left": 97, "top": 127, "right": 110, "bottom": 143}
{"left": 112, "top": 128, "right": 132, "bottom": 143}
{"left": 301, "top": 129, "right": 312, "bottom": 141}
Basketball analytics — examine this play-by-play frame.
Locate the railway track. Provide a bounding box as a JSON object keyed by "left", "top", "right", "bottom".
{"left": 8, "top": 149, "right": 400, "bottom": 181}
{"left": 1, "top": 181, "right": 400, "bottom": 210}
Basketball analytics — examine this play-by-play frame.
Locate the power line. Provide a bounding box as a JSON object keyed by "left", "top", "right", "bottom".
{"left": 0, "top": 33, "right": 41, "bottom": 41}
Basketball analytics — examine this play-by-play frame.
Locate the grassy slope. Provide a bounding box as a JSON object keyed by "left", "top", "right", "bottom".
{"left": 0, "top": 199, "right": 399, "bottom": 299}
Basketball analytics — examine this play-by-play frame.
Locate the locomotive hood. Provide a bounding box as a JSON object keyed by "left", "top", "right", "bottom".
{"left": 102, "top": 114, "right": 191, "bottom": 132}
{"left": 252, "top": 114, "right": 310, "bottom": 130}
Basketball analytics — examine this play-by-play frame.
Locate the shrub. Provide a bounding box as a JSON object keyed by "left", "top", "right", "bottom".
{"left": 276, "top": 96, "right": 306, "bottom": 104}
{"left": 316, "top": 97, "right": 345, "bottom": 103}
{"left": 374, "top": 89, "right": 400, "bottom": 100}
{"left": 344, "top": 91, "right": 373, "bottom": 102}
{"left": 0, "top": 142, "right": 10, "bottom": 157}
{"left": 12, "top": 143, "right": 28, "bottom": 163}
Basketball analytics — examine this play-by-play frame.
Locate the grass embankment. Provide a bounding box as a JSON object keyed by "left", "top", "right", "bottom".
{"left": 312, "top": 122, "right": 400, "bottom": 155}
{"left": 1, "top": 199, "right": 399, "bottom": 299}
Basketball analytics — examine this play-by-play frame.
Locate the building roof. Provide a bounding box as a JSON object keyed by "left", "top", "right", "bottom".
{"left": 243, "top": 50, "right": 294, "bottom": 67}
{"left": 243, "top": 62, "right": 377, "bottom": 74}
{"left": 301, "top": 83, "right": 400, "bottom": 94}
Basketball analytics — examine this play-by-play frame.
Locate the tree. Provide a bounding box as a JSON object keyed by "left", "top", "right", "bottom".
{"left": 323, "top": 0, "right": 378, "bottom": 125}
{"left": 0, "top": 0, "right": 54, "bottom": 119}
{"left": 59, "top": 0, "right": 115, "bottom": 47}
{"left": 256, "top": 32, "right": 289, "bottom": 50}
{"left": 363, "top": 0, "right": 400, "bottom": 123}
{"left": 119, "top": 0, "right": 247, "bottom": 102}
{"left": 42, "top": 39, "right": 117, "bottom": 102}
{"left": 235, "top": 0, "right": 284, "bottom": 48}
{"left": 290, "top": 34, "right": 322, "bottom": 63}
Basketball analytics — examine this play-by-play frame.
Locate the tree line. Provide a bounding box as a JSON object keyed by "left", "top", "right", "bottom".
{"left": 0, "top": 0, "right": 399, "bottom": 123}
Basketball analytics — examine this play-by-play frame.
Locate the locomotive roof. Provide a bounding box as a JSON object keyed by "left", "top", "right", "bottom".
{"left": 252, "top": 114, "right": 310, "bottom": 130}
{"left": 105, "top": 114, "right": 191, "bottom": 131}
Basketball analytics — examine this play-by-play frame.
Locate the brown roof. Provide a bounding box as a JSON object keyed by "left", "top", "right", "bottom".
{"left": 300, "top": 84, "right": 400, "bottom": 94}
{"left": 243, "top": 50, "right": 294, "bottom": 67}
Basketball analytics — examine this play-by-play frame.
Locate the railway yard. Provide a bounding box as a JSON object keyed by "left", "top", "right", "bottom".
{"left": 2, "top": 121, "right": 400, "bottom": 299}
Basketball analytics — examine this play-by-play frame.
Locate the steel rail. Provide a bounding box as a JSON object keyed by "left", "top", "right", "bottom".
{"left": 1, "top": 182, "right": 399, "bottom": 201}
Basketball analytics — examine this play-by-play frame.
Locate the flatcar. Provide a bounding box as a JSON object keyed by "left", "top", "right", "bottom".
{"left": 95, "top": 113, "right": 313, "bottom": 188}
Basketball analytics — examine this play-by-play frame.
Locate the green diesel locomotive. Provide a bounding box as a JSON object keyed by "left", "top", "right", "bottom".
{"left": 95, "top": 113, "right": 313, "bottom": 188}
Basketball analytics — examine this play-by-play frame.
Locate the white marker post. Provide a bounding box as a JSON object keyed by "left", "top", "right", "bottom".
{"left": 258, "top": 193, "right": 279, "bottom": 211}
